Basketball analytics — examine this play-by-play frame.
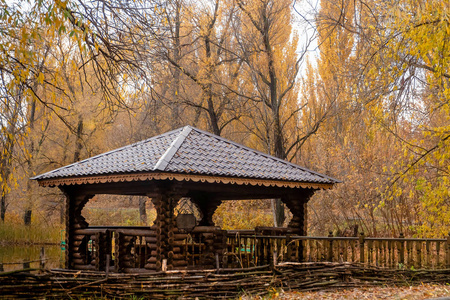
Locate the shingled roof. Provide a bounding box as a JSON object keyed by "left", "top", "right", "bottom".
{"left": 33, "top": 126, "right": 339, "bottom": 188}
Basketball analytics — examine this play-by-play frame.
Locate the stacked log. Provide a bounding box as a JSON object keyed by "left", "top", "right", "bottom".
{"left": 213, "top": 229, "right": 227, "bottom": 265}
{"left": 66, "top": 194, "right": 94, "bottom": 270}
{"left": 283, "top": 193, "right": 314, "bottom": 262}
{"left": 200, "top": 232, "right": 216, "bottom": 268}
{"left": 115, "top": 232, "right": 136, "bottom": 271}
{"left": 91, "top": 233, "right": 100, "bottom": 269}
{"left": 144, "top": 227, "right": 158, "bottom": 271}
{"left": 152, "top": 196, "right": 165, "bottom": 272}
{"left": 71, "top": 233, "right": 95, "bottom": 270}
{"left": 172, "top": 228, "right": 188, "bottom": 269}
{"left": 151, "top": 194, "right": 181, "bottom": 271}
{"left": 165, "top": 196, "right": 176, "bottom": 271}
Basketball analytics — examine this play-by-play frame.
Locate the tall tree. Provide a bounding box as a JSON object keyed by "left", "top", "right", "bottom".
{"left": 234, "top": 0, "right": 322, "bottom": 226}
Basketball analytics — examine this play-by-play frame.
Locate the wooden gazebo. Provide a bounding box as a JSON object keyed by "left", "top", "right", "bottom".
{"left": 33, "top": 126, "right": 338, "bottom": 273}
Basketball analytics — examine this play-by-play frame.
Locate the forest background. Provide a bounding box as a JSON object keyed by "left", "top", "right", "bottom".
{"left": 0, "top": 0, "right": 449, "bottom": 243}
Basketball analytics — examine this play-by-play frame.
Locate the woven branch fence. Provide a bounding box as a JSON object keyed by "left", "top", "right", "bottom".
{"left": 2, "top": 262, "right": 450, "bottom": 299}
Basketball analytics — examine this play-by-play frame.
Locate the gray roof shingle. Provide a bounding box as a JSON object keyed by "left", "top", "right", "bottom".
{"left": 32, "top": 126, "right": 339, "bottom": 184}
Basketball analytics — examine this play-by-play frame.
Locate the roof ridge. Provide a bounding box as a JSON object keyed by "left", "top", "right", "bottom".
{"left": 31, "top": 127, "right": 184, "bottom": 180}
{"left": 188, "top": 127, "right": 340, "bottom": 183}
{"left": 154, "top": 126, "right": 193, "bottom": 171}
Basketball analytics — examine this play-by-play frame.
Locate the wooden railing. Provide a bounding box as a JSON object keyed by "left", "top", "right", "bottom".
{"left": 71, "top": 226, "right": 156, "bottom": 272}
{"left": 71, "top": 227, "right": 450, "bottom": 272}
{"left": 224, "top": 232, "right": 450, "bottom": 270}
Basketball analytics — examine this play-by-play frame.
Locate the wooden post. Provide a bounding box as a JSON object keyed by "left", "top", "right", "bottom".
{"left": 446, "top": 233, "right": 450, "bottom": 268}
{"left": 398, "top": 233, "right": 405, "bottom": 266}
{"left": 302, "top": 238, "right": 307, "bottom": 263}
{"left": 106, "top": 254, "right": 110, "bottom": 278}
{"left": 327, "top": 231, "right": 333, "bottom": 262}
{"left": 374, "top": 240, "right": 379, "bottom": 266}
{"left": 23, "top": 259, "right": 30, "bottom": 269}
{"left": 215, "top": 253, "right": 220, "bottom": 274}
{"left": 351, "top": 239, "right": 356, "bottom": 262}
{"left": 416, "top": 240, "right": 422, "bottom": 269}
{"left": 368, "top": 239, "right": 373, "bottom": 265}
{"left": 386, "top": 240, "right": 394, "bottom": 268}
{"left": 286, "top": 234, "right": 292, "bottom": 261}
{"left": 407, "top": 240, "right": 412, "bottom": 267}
{"left": 40, "top": 247, "right": 45, "bottom": 270}
{"left": 272, "top": 250, "right": 278, "bottom": 268}
{"left": 95, "top": 232, "right": 100, "bottom": 271}
{"left": 436, "top": 240, "right": 441, "bottom": 267}
{"left": 162, "top": 259, "right": 167, "bottom": 272}
{"left": 426, "top": 240, "right": 431, "bottom": 268}
{"left": 114, "top": 231, "right": 120, "bottom": 272}
{"left": 359, "top": 232, "right": 365, "bottom": 264}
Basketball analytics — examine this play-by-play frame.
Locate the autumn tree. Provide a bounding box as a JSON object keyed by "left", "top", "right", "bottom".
{"left": 373, "top": 0, "right": 450, "bottom": 237}
{"left": 0, "top": 0, "right": 131, "bottom": 223}
{"left": 301, "top": 0, "right": 450, "bottom": 237}
{"left": 232, "top": 0, "right": 324, "bottom": 226}
{"left": 0, "top": 1, "right": 55, "bottom": 221}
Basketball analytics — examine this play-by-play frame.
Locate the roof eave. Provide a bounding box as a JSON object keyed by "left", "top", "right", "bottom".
{"left": 35, "top": 172, "right": 336, "bottom": 190}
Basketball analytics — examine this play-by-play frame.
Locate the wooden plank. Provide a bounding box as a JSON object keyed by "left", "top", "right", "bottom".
{"left": 446, "top": 234, "right": 450, "bottom": 268}
{"left": 436, "top": 241, "right": 441, "bottom": 268}
{"left": 416, "top": 241, "right": 422, "bottom": 269}
{"left": 359, "top": 233, "right": 365, "bottom": 264}
{"left": 398, "top": 234, "right": 405, "bottom": 266}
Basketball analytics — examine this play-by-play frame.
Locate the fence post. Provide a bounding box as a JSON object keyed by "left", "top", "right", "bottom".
{"left": 286, "top": 234, "right": 292, "bottom": 261}
{"left": 215, "top": 253, "right": 220, "bottom": 274}
{"left": 446, "top": 233, "right": 450, "bottom": 268}
{"left": 23, "top": 257, "right": 30, "bottom": 269}
{"left": 162, "top": 259, "right": 167, "bottom": 272}
{"left": 359, "top": 232, "right": 365, "bottom": 264}
{"left": 273, "top": 250, "right": 278, "bottom": 267}
{"left": 327, "top": 231, "right": 333, "bottom": 262}
{"left": 106, "top": 254, "right": 110, "bottom": 278}
{"left": 40, "top": 247, "right": 46, "bottom": 270}
{"left": 398, "top": 233, "right": 405, "bottom": 266}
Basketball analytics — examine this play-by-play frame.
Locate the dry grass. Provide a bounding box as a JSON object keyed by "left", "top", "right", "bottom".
{"left": 245, "top": 284, "right": 450, "bottom": 299}
{"left": 0, "top": 213, "right": 62, "bottom": 245}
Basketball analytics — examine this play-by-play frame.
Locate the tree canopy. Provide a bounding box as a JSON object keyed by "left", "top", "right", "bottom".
{"left": 0, "top": 0, "right": 449, "bottom": 238}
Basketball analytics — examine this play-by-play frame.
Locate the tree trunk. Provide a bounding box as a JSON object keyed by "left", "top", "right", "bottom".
{"left": 272, "top": 199, "right": 285, "bottom": 227}
{"left": 24, "top": 97, "right": 36, "bottom": 226}
{"left": 24, "top": 209, "right": 32, "bottom": 226}
{"left": 171, "top": 0, "right": 181, "bottom": 127}
{"left": 60, "top": 197, "right": 65, "bottom": 225}
{"left": 73, "top": 116, "right": 84, "bottom": 162}
{"left": 204, "top": 24, "right": 221, "bottom": 136}
{"left": 139, "top": 197, "right": 147, "bottom": 224}
{"left": 1, "top": 195, "right": 6, "bottom": 222}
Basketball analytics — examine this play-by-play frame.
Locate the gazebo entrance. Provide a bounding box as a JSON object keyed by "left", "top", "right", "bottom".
{"left": 33, "top": 126, "right": 338, "bottom": 273}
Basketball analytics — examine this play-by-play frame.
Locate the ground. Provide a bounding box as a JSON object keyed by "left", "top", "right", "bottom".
{"left": 246, "top": 284, "right": 450, "bottom": 299}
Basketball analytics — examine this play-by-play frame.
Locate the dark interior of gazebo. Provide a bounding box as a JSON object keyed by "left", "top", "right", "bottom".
{"left": 33, "top": 126, "right": 338, "bottom": 273}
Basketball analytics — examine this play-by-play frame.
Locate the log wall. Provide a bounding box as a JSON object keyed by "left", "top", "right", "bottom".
{"left": 65, "top": 192, "right": 94, "bottom": 270}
